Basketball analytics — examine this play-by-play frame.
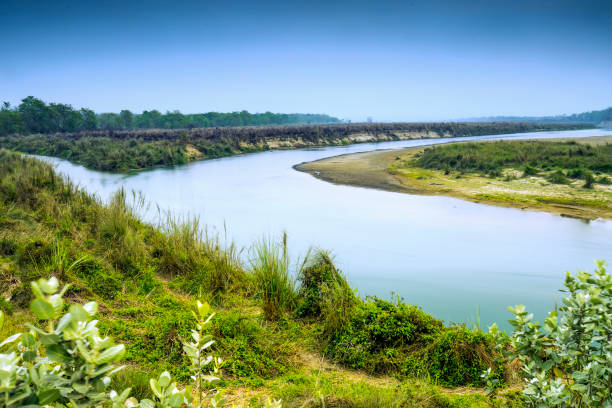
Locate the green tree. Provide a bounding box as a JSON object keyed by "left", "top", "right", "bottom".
{"left": 0, "top": 102, "right": 23, "bottom": 135}
{"left": 119, "top": 109, "right": 134, "bottom": 129}
{"left": 49, "top": 103, "right": 80, "bottom": 132}
{"left": 79, "top": 108, "right": 98, "bottom": 130}
{"left": 18, "top": 96, "right": 56, "bottom": 133}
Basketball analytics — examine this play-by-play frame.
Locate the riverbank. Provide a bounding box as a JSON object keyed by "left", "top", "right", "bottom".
{"left": 0, "top": 122, "right": 592, "bottom": 172}
{"left": 295, "top": 136, "right": 612, "bottom": 220}
{"left": 0, "top": 149, "right": 521, "bottom": 407}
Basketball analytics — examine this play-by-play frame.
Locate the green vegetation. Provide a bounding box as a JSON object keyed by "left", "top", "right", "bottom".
{"left": 414, "top": 140, "right": 612, "bottom": 190}
{"left": 0, "top": 116, "right": 592, "bottom": 172}
{"left": 484, "top": 261, "right": 611, "bottom": 407}
{"left": 1, "top": 149, "right": 610, "bottom": 406}
{"left": 0, "top": 96, "right": 340, "bottom": 135}
{"left": 474, "top": 106, "right": 612, "bottom": 126}
{"left": 0, "top": 149, "right": 511, "bottom": 406}
{"left": 415, "top": 140, "right": 612, "bottom": 176}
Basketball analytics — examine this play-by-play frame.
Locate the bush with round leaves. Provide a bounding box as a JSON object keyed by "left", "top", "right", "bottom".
{"left": 0, "top": 277, "right": 282, "bottom": 408}
{"left": 483, "top": 260, "right": 611, "bottom": 407}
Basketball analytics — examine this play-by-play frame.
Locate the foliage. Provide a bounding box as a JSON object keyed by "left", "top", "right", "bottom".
{"left": 0, "top": 96, "right": 339, "bottom": 136}
{"left": 414, "top": 140, "right": 612, "bottom": 178}
{"left": 0, "top": 277, "right": 127, "bottom": 407}
{"left": 323, "top": 295, "right": 493, "bottom": 386}
{"left": 0, "top": 107, "right": 593, "bottom": 171}
{"left": 0, "top": 277, "right": 283, "bottom": 407}
{"left": 546, "top": 170, "right": 570, "bottom": 184}
{"left": 249, "top": 234, "right": 296, "bottom": 321}
{"left": 502, "top": 261, "right": 611, "bottom": 407}
{"left": 295, "top": 249, "right": 351, "bottom": 318}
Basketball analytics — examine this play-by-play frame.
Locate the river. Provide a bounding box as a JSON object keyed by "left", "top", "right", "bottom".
{"left": 39, "top": 128, "right": 612, "bottom": 331}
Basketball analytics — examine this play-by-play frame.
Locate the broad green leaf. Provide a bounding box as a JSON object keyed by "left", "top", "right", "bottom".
{"left": 31, "top": 299, "right": 56, "bottom": 320}
{"left": 46, "top": 344, "right": 71, "bottom": 365}
{"left": 149, "top": 379, "right": 162, "bottom": 398}
{"left": 83, "top": 301, "right": 98, "bottom": 316}
{"left": 95, "top": 344, "right": 125, "bottom": 364}
{"left": 40, "top": 277, "right": 59, "bottom": 294}
{"left": 159, "top": 371, "right": 171, "bottom": 387}
{"left": 125, "top": 397, "right": 139, "bottom": 407}
{"left": 70, "top": 304, "right": 89, "bottom": 322}
{"left": 72, "top": 382, "right": 90, "bottom": 394}
{"left": 168, "top": 393, "right": 183, "bottom": 408}
{"left": 22, "top": 332, "right": 35, "bottom": 347}
{"left": 39, "top": 333, "right": 61, "bottom": 345}
{"left": 140, "top": 399, "right": 155, "bottom": 408}
{"left": 0, "top": 333, "right": 22, "bottom": 348}
{"left": 37, "top": 388, "right": 61, "bottom": 405}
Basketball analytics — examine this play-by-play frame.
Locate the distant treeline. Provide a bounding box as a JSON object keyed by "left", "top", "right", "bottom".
{"left": 0, "top": 96, "right": 340, "bottom": 136}
{"left": 0, "top": 121, "right": 593, "bottom": 172}
{"left": 469, "top": 107, "right": 612, "bottom": 126}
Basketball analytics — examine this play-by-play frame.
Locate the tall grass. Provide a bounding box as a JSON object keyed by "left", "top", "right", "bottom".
{"left": 250, "top": 232, "right": 297, "bottom": 320}
{"left": 154, "top": 212, "right": 245, "bottom": 296}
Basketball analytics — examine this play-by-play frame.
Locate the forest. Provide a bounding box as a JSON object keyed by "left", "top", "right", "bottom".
{"left": 0, "top": 96, "right": 340, "bottom": 136}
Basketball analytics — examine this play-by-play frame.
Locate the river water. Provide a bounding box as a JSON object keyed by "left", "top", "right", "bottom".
{"left": 39, "top": 128, "right": 612, "bottom": 331}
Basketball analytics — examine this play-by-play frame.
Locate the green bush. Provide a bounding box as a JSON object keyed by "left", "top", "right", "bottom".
{"left": 213, "top": 310, "right": 291, "bottom": 379}
{"left": 296, "top": 249, "right": 350, "bottom": 318}
{"left": 583, "top": 172, "right": 594, "bottom": 189}
{"left": 522, "top": 166, "right": 538, "bottom": 177}
{"left": 546, "top": 170, "right": 570, "bottom": 184}
{"left": 413, "top": 140, "right": 612, "bottom": 177}
{"left": 488, "top": 261, "right": 612, "bottom": 407}
{"left": 0, "top": 277, "right": 281, "bottom": 408}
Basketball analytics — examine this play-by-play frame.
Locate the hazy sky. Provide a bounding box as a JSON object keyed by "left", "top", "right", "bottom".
{"left": 1, "top": 0, "right": 611, "bottom": 121}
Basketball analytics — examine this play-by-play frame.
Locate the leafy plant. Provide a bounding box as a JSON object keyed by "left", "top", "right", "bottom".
{"left": 503, "top": 261, "right": 611, "bottom": 407}
{"left": 0, "top": 277, "right": 282, "bottom": 408}
{"left": 0, "top": 277, "right": 126, "bottom": 407}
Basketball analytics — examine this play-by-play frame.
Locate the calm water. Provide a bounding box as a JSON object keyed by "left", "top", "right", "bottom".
{"left": 39, "top": 129, "right": 612, "bottom": 330}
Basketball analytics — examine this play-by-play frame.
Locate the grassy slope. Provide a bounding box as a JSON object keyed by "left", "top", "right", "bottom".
{"left": 0, "top": 149, "right": 521, "bottom": 407}
{"left": 0, "top": 122, "right": 592, "bottom": 172}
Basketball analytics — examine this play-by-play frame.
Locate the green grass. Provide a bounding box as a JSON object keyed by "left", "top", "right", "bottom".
{"left": 0, "top": 148, "right": 516, "bottom": 406}
{"left": 249, "top": 233, "right": 297, "bottom": 320}
{"left": 414, "top": 140, "right": 612, "bottom": 179}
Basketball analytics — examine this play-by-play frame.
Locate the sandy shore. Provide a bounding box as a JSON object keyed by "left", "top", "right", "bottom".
{"left": 295, "top": 136, "right": 612, "bottom": 220}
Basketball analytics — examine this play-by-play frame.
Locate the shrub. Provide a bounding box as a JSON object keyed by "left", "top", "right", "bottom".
{"left": 583, "top": 172, "right": 594, "bottom": 189}
{"left": 296, "top": 249, "right": 351, "bottom": 318}
{"left": 0, "top": 277, "right": 282, "bottom": 408}
{"left": 522, "top": 166, "right": 538, "bottom": 177}
{"left": 546, "top": 170, "right": 569, "bottom": 184}
{"left": 597, "top": 175, "right": 612, "bottom": 185}
{"left": 0, "top": 277, "right": 127, "bottom": 407}
{"left": 491, "top": 261, "right": 612, "bottom": 407}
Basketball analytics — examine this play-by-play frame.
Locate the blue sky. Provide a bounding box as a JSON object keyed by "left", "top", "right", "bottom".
{"left": 1, "top": 0, "right": 611, "bottom": 121}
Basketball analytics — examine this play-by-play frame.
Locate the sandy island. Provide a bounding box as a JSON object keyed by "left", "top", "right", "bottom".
{"left": 294, "top": 136, "right": 612, "bottom": 220}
